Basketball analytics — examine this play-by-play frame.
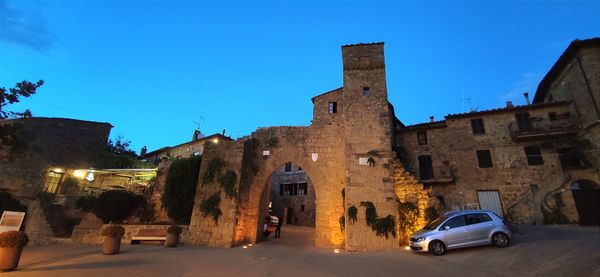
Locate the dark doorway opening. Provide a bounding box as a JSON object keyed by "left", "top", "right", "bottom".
{"left": 571, "top": 180, "right": 600, "bottom": 226}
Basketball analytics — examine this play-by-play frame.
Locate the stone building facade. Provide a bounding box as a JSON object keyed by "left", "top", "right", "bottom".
{"left": 142, "top": 133, "right": 232, "bottom": 165}
{"left": 185, "top": 39, "right": 599, "bottom": 252}
{"left": 0, "top": 117, "right": 112, "bottom": 244}
{"left": 395, "top": 38, "right": 600, "bottom": 226}
{"left": 269, "top": 163, "right": 316, "bottom": 227}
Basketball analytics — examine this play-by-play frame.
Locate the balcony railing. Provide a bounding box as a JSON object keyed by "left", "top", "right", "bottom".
{"left": 508, "top": 116, "right": 580, "bottom": 142}
{"left": 420, "top": 165, "right": 455, "bottom": 184}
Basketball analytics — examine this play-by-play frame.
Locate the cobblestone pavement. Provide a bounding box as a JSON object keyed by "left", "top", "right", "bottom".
{"left": 5, "top": 225, "right": 600, "bottom": 277}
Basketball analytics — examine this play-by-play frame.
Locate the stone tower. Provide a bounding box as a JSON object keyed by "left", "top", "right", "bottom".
{"left": 340, "top": 43, "right": 398, "bottom": 250}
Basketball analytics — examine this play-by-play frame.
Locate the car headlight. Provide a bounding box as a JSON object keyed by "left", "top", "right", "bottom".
{"left": 416, "top": 237, "right": 426, "bottom": 242}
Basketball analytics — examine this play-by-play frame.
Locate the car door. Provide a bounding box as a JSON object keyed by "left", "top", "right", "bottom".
{"left": 464, "top": 213, "right": 495, "bottom": 245}
{"left": 440, "top": 215, "right": 468, "bottom": 249}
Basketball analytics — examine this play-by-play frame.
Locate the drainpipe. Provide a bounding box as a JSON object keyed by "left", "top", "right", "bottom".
{"left": 575, "top": 55, "right": 600, "bottom": 121}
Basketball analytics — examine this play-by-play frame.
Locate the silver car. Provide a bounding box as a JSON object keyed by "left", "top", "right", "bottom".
{"left": 409, "top": 210, "right": 511, "bottom": 256}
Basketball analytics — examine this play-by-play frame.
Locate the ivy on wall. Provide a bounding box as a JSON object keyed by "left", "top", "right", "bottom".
{"left": 219, "top": 170, "right": 237, "bottom": 198}
{"left": 348, "top": 205, "right": 358, "bottom": 224}
{"left": 202, "top": 158, "right": 226, "bottom": 184}
{"left": 162, "top": 156, "right": 201, "bottom": 224}
{"left": 359, "top": 201, "right": 396, "bottom": 239}
{"left": 200, "top": 193, "right": 222, "bottom": 223}
{"left": 397, "top": 201, "right": 419, "bottom": 243}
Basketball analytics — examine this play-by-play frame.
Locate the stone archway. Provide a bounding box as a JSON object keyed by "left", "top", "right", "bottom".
{"left": 570, "top": 180, "right": 600, "bottom": 226}
{"left": 236, "top": 141, "right": 343, "bottom": 248}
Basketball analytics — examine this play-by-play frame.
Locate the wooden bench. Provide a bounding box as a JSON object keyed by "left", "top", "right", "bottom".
{"left": 131, "top": 229, "right": 167, "bottom": 245}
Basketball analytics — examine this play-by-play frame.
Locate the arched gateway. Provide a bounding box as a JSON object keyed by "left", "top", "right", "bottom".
{"left": 187, "top": 43, "right": 406, "bottom": 251}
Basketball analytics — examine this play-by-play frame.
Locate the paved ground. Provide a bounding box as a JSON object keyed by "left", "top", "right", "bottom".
{"left": 5, "top": 225, "right": 600, "bottom": 277}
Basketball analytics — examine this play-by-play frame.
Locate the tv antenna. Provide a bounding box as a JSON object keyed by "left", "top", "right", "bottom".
{"left": 193, "top": 116, "right": 205, "bottom": 131}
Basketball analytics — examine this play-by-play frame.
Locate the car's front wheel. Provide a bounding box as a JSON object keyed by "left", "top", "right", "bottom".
{"left": 429, "top": 240, "right": 446, "bottom": 256}
{"left": 492, "top": 232, "right": 510, "bottom": 248}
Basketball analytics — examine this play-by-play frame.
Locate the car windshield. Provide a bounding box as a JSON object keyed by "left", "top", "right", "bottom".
{"left": 422, "top": 216, "right": 448, "bottom": 230}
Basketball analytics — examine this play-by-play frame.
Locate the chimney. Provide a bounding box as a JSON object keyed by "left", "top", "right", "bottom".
{"left": 140, "top": 146, "right": 147, "bottom": 157}
{"left": 524, "top": 92, "right": 530, "bottom": 105}
{"left": 506, "top": 101, "right": 514, "bottom": 108}
{"left": 429, "top": 116, "right": 435, "bottom": 123}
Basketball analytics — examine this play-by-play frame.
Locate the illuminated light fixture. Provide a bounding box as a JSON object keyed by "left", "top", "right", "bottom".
{"left": 268, "top": 201, "right": 272, "bottom": 208}
{"left": 85, "top": 169, "right": 95, "bottom": 182}
{"left": 247, "top": 244, "right": 253, "bottom": 247}
{"left": 73, "top": 170, "right": 87, "bottom": 179}
{"left": 53, "top": 168, "right": 64, "bottom": 173}
{"left": 333, "top": 249, "right": 340, "bottom": 254}
{"left": 242, "top": 246, "right": 248, "bottom": 249}
{"left": 404, "top": 246, "right": 411, "bottom": 250}
{"left": 212, "top": 138, "right": 219, "bottom": 144}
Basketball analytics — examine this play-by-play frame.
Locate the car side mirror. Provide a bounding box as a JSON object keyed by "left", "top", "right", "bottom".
{"left": 444, "top": 226, "right": 450, "bottom": 231}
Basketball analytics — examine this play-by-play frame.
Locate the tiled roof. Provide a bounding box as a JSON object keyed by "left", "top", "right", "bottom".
{"left": 445, "top": 101, "right": 568, "bottom": 119}
{"left": 311, "top": 87, "right": 343, "bottom": 103}
{"left": 341, "top": 42, "right": 384, "bottom": 48}
{"left": 534, "top": 38, "right": 600, "bottom": 103}
{"left": 402, "top": 120, "right": 447, "bottom": 130}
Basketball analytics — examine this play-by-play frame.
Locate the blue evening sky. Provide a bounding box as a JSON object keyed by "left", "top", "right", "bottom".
{"left": 2, "top": 0, "right": 599, "bottom": 153}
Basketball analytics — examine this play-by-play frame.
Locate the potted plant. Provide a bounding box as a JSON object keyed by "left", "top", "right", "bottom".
{"left": 100, "top": 225, "right": 124, "bottom": 255}
{"left": 0, "top": 231, "right": 28, "bottom": 271}
{"left": 165, "top": 225, "right": 182, "bottom": 247}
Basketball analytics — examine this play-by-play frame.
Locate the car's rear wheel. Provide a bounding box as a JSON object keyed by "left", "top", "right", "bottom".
{"left": 492, "top": 232, "right": 510, "bottom": 248}
{"left": 429, "top": 240, "right": 446, "bottom": 256}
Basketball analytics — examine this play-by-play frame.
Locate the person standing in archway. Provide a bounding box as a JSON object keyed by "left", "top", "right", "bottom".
{"left": 275, "top": 215, "right": 283, "bottom": 238}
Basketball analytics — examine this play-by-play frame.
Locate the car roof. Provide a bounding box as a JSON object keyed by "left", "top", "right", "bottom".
{"left": 443, "top": 209, "right": 493, "bottom": 217}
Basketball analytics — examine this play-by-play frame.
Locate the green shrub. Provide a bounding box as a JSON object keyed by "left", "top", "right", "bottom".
{"left": 398, "top": 201, "right": 419, "bottom": 236}
{"left": 75, "top": 196, "right": 97, "bottom": 212}
{"left": 0, "top": 191, "right": 27, "bottom": 215}
{"left": 0, "top": 231, "right": 29, "bottom": 248}
{"left": 162, "top": 156, "right": 201, "bottom": 224}
{"left": 100, "top": 225, "right": 125, "bottom": 238}
{"left": 93, "top": 190, "right": 143, "bottom": 223}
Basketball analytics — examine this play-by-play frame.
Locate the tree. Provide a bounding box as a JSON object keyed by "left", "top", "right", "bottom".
{"left": 0, "top": 80, "right": 44, "bottom": 161}
{"left": 92, "top": 190, "right": 144, "bottom": 223}
{"left": 0, "top": 80, "right": 44, "bottom": 119}
{"left": 92, "top": 136, "right": 154, "bottom": 169}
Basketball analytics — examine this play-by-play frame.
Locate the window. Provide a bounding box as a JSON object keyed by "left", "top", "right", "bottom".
{"left": 441, "top": 215, "right": 466, "bottom": 230}
{"left": 363, "top": 87, "right": 370, "bottom": 96}
{"left": 515, "top": 112, "right": 532, "bottom": 132}
{"left": 549, "top": 112, "right": 558, "bottom": 121}
{"left": 281, "top": 183, "right": 297, "bottom": 196}
{"left": 470, "top": 118, "right": 485, "bottom": 135}
{"left": 524, "top": 146, "right": 543, "bottom": 165}
{"left": 301, "top": 205, "right": 305, "bottom": 212}
{"left": 44, "top": 171, "right": 64, "bottom": 194}
{"left": 465, "top": 213, "right": 492, "bottom": 225}
{"left": 284, "top": 162, "right": 292, "bottom": 172}
{"left": 418, "top": 155, "right": 434, "bottom": 180}
{"left": 476, "top": 150, "right": 493, "bottom": 168}
{"left": 298, "top": 183, "right": 308, "bottom": 195}
{"left": 558, "top": 148, "right": 583, "bottom": 169}
{"left": 417, "top": 131, "right": 428, "bottom": 145}
{"left": 328, "top": 102, "right": 337, "bottom": 114}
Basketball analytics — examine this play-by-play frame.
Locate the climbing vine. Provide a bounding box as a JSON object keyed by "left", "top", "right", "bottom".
{"left": 348, "top": 205, "right": 358, "bottom": 224}
{"left": 219, "top": 170, "right": 237, "bottom": 198}
{"left": 367, "top": 157, "right": 376, "bottom": 167}
{"left": 359, "top": 201, "right": 396, "bottom": 239}
{"left": 339, "top": 216, "right": 345, "bottom": 232}
{"left": 397, "top": 201, "right": 419, "bottom": 241}
{"left": 200, "top": 193, "right": 222, "bottom": 223}
{"left": 265, "top": 136, "right": 279, "bottom": 148}
{"left": 202, "top": 158, "right": 226, "bottom": 184}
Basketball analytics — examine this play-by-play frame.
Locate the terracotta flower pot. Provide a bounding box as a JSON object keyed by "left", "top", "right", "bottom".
{"left": 102, "top": 237, "right": 121, "bottom": 255}
{"left": 0, "top": 247, "right": 23, "bottom": 272}
{"left": 165, "top": 233, "right": 179, "bottom": 247}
